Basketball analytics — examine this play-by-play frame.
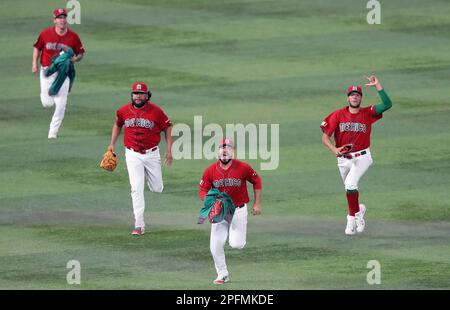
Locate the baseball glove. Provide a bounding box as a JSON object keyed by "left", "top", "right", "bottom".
{"left": 338, "top": 144, "right": 353, "bottom": 156}
{"left": 100, "top": 150, "right": 118, "bottom": 172}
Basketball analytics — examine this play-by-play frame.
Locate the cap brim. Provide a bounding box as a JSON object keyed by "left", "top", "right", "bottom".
{"left": 347, "top": 91, "right": 362, "bottom": 96}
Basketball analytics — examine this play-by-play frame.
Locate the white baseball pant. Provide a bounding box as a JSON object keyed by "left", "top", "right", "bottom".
{"left": 125, "top": 147, "right": 163, "bottom": 229}
{"left": 40, "top": 67, "right": 70, "bottom": 136}
{"left": 337, "top": 148, "right": 373, "bottom": 191}
{"left": 210, "top": 204, "right": 248, "bottom": 277}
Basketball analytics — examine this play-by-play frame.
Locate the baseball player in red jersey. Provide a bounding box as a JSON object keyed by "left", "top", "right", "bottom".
{"left": 321, "top": 75, "right": 392, "bottom": 235}
{"left": 32, "top": 8, "right": 85, "bottom": 139}
{"left": 108, "top": 82, "right": 173, "bottom": 235}
{"left": 199, "top": 138, "right": 262, "bottom": 284}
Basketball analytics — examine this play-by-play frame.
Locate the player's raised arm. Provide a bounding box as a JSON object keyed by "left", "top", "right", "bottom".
{"left": 364, "top": 75, "right": 392, "bottom": 115}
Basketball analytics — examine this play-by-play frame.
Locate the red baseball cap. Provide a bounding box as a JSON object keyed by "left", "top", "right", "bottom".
{"left": 53, "top": 8, "right": 67, "bottom": 18}
{"left": 347, "top": 85, "right": 363, "bottom": 96}
{"left": 132, "top": 82, "right": 149, "bottom": 93}
{"left": 219, "top": 138, "right": 234, "bottom": 148}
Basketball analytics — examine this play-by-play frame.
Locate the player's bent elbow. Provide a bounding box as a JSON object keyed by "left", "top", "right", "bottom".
{"left": 386, "top": 100, "right": 393, "bottom": 110}
{"left": 40, "top": 95, "right": 54, "bottom": 108}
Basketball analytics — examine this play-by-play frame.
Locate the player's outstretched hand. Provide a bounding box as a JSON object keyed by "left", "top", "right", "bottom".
{"left": 164, "top": 152, "right": 173, "bottom": 166}
{"left": 364, "top": 74, "right": 383, "bottom": 91}
{"left": 251, "top": 203, "right": 261, "bottom": 216}
{"left": 364, "top": 75, "right": 379, "bottom": 87}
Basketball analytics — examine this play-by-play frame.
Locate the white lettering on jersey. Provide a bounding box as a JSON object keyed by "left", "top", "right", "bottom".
{"left": 339, "top": 122, "right": 367, "bottom": 133}
{"left": 45, "top": 42, "right": 70, "bottom": 51}
{"left": 213, "top": 178, "right": 242, "bottom": 188}
{"left": 124, "top": 118, "right": 154, "bottom": 129}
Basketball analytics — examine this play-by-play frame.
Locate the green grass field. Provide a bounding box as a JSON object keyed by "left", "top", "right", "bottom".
{"left": 1, "top": 0, "right": 450, "bottom": 289}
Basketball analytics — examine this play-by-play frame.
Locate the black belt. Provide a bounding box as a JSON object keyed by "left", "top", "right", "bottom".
{"left": 127, "top": 146, "right": 157, "bottom": 154}
{"left": 236, "top": 204, "right": 245, "bottom": 209}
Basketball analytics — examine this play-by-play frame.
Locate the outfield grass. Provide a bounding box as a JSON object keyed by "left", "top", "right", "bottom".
{"left": 0, "top": 0, "right": 450, "bottom": 289}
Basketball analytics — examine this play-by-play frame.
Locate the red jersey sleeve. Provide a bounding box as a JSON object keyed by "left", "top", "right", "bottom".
{"left": 33, "top": 32, "right": 45, "bottom": 50}
{"left": 198, "top": 167, "right": 213, "bottom": 201}
{"left": 116, "top": 109, "right": 124, "bottom": 127}
{"left": 157, "top": 107, "right": 172, "bottom": 131}
{"left": 245, "top": 164, "right": 262, "bottom": 190}
{"left": 369, "top": 105, "right": 383, "bottom": 123}
{"left": 320, "top": 110, "right": 339, "bottom": 137}
{"left": 72, "top": 32, "right": 85, "bottom": 55}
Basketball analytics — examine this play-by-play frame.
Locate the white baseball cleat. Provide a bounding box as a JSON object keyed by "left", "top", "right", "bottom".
{"left": 48, "top": 132, "right": 57, "bottom": 139}
{"left": 213, "top": 274, "right": 230, "bottom": 285}
{"left": 355, "top": 204, "right": 366, "bottom": 233}
{"left": 345, "top": 215, "right": 356, "bottom": 235}
{"left": 131, "top": 227, "right": 145, "bottom": 236}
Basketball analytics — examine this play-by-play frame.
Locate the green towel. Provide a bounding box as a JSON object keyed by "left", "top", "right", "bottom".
{"left": 198, "top": 188, "right": 235, "bottom": 224}
{"left": 45, "top": 47, "right": 76, "bottom": 96}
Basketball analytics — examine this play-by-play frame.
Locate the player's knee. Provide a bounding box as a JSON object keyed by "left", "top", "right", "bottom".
{"left": 40, "top": 95, "right": 54, "bottom": 107}
{"left": 229, "top": 240, "right": 246, "bottom": 249}
{"left": 152, "top": 184, "right": 164, "bottom": 193}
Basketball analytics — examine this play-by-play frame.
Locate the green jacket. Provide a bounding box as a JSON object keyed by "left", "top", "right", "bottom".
{"left": 198, "top": 188, "right": 236, "bottom": 224}
{"left": 45, "top": 47, "right": 76, "bottom": 96}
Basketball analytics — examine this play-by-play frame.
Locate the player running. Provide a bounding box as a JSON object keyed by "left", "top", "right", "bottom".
{"left": 320, "top": 75, "right": 392, "bottom": 235}
{"left": 108, "top": 82, "right": 173, "bottom": 235}
{"left": 32, "top": 8, "right": 85, "bottom": 139}
{"left": 198, "top": 138, "right": 262, "bottom": 284}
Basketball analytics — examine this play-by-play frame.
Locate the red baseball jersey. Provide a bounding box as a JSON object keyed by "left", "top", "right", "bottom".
{"left": 116, "top": 102, "right": 172, "bottom": 153}
{"left": 199, "top": 159, "right": 262, "bottom": 207}
{"left": 33, "top": 27, "right": 85, "bottom": 67}
{"left": 320, "top": 106, "right": 382, "bottom": 152}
